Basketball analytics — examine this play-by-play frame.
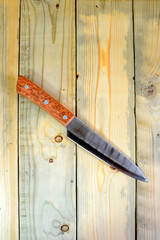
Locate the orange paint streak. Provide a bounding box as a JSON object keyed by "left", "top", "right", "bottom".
{"left": 102, "top": 48, "right": 106, "bottom": 66}
{"left": 94, "top": 13, "right": 112, "bottom": 238}
{"left": 108, "top": 171, "right": 117, "bottom": 240}
{"left": 94, "top": 15, "right": 112, "bottom": 138}
{"left": 106, "top": 15, "right": 112, "bottom": 139}
{"left": 94, "top": 15, "right": 100, "bottom": 130}
{"left": 97, "top": 162, "right": 105, "bottom": 193}
{"left": 106, "top": 15, "right": 112, "bottom": 239}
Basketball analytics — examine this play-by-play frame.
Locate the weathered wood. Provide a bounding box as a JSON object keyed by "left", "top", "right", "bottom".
{"left": 0, "top": 0, "right": 20, "bottom": 239}
{"left": 19, "top": 0, "right": 76, "bottom": 239}
{"left": 77, "top": 0, "right": 135, "bottom": 239}
{"left": 134, "top": 1, "right": 160, "bottom": 239}
{"left": 17, "top": 76, "right": 75, "bottom": 126}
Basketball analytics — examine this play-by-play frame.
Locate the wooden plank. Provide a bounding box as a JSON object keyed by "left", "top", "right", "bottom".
{"left": 0, "top": 0, "right": 20, "bottom": 239}
{"left": 134, "top": 1, "right": 160, "bottom": 239}
{"left": 19, "top": 0, "right": 76, "bottom": 239}
{"left": 76, "top": 0, "right": 135, "bottom": 239}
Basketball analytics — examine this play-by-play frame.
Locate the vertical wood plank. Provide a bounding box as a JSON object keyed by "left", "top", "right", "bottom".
{"left": 19, "top": 0, "right": 76, "bottom": 239}
{"left": 77, "top": 0, "right": 135, "bottom": 239}
{"left": 134, "top": 1, "right": 160, "bottom": 239}
{"left": 0, "top": 0, "right": 20, "bottom": 239}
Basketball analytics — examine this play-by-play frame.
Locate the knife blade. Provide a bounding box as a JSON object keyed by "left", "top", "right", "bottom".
{"left": 17, "top": 75, "right": 148, "bottom": 182}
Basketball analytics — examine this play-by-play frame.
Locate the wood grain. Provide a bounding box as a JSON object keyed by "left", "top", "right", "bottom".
{"left": 19, "top": 0, "right": 76, "bottom": 239}
{"left": 17, "top": 76, "right": 75, "bottom": 126}
{"left": 77, "top": 0, "right": 135, "bottom": 239}
{"left": 0, "top": 0, "right": 20, "bottom": 239}
{"left": 134, "top": 1, "right": 160, "bottom": 239}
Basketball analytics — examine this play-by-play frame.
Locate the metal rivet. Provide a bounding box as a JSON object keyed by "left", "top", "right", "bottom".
{"left": 44, "top": 100, "right": 49, "bottom": 104}
{"left": 55, "top": 135, "right": 63, "bottom": 143}
{"left": 63, "top": 115, "right": 67, "bottom": 120}
{"left": 24, "top": 85, "right": 29, "bottom": 89}
{"left": 61, "top": 225, "right": 69, "bottom": 232}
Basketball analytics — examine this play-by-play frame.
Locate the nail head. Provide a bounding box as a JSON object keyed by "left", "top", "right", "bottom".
{"left": 55, "top": 135, "right": 63, "bottom": 143}
{"left": 61, "top": 225, "right": 69, "bottom": 232}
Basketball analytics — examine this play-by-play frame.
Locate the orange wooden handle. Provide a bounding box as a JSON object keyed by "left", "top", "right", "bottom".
{"left": 17, "top": 76, "right": 75, "bottom": 126}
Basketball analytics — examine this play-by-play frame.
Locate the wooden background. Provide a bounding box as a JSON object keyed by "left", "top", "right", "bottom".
{"left": 0, "top": 0, "right": 160, "bottom": 239}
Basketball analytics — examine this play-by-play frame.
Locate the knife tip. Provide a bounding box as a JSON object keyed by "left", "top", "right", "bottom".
{"left": 135, "top": 166, "right": 148, "bottom": 183}
{"left": 139, "top": 175, "right": 148, "bottom": 183}
{"left": 144, "top": 178, "right": 148, "bottom": 183}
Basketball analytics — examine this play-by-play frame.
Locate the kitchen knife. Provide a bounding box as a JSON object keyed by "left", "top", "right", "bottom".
{"left": 17, "top": 75, "right": 148, "bottom": 182}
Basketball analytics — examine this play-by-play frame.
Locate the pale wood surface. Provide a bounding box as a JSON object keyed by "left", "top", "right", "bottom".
{"left": 134, "top": 1, "right": 160, "bottom": 239}
{"left": 1, "top": 0, "right": 160, "bottom": 239}
{"left": 19, "top": 0, "right": 76, "bottom": 239}
{"left": 0, "top": 0, "right": 20, "bottom": 239}
{"left": 77, "top": 0, "right": 135, "bottom": 239}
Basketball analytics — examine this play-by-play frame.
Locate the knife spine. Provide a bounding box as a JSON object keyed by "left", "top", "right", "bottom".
{"left": 17, "top": 76, "right": 75, "bottom": 126}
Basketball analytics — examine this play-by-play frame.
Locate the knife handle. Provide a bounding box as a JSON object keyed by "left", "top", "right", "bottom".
{"left": 17, "top": 75, "right": 75, "bottom": 126}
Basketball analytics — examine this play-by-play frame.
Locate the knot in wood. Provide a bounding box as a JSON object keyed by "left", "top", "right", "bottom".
{"left": 137, "top": 82, "right": 157, "bottom": 99}
{"left": 56, "top": 3, "right": 59, "bottom": 9}
{"left": 49, "top": 158, "right": 54, "bottom": 163}
{"left": 145, "top": 84, "right": 157, "bottom": 98}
